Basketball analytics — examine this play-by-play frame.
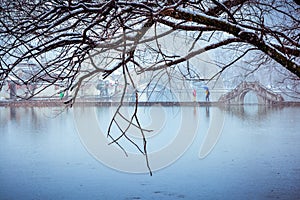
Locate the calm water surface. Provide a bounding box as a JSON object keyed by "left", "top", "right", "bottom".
{"left": 0, "top": 105, "right": 299, "bottom": 199}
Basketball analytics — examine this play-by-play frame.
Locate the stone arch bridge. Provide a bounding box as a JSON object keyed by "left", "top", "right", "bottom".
{"left": 218, "top": 82, "right": 284, "bottom": 104}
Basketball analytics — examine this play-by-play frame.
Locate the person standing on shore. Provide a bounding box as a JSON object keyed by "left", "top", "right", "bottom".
{"left": 205, "top": 88, "right": 210, "bottom": 102}
{"left": 59, "top": 91, "right": 64, "bottom": 99}
{"left": 192, "top": 89, "right": 197, "bottom": 102}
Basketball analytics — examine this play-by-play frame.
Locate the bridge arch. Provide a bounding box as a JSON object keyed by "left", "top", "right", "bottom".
{"left": 219, "top": 82, "right": 284, "bottom": 104}
{"left": 237, "top": 88, "right": 264, "bottom": 104}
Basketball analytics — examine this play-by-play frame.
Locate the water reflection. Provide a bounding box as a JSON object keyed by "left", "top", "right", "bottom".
{"left": 220, "top": 104, "right": 284, "bottom": 122}
{"left": 0, "top": 107, "right": 70, "bottom": 132}
{"left": 0, "top": 105, "right": 299, "bottom": 199}
{"left": 10, "top": 107, "right": 16, "bottom": 120}
{"left": 205, "top": 106, "right": 210, "bottom": 118}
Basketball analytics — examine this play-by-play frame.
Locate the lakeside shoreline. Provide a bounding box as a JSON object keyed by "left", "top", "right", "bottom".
{"left": 1, "top": 98, "right": 300, "bottom": 107}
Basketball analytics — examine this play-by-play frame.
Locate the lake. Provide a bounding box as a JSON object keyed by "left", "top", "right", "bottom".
{"left": 0, "top": 105, "right": 299, "bottom": 199}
